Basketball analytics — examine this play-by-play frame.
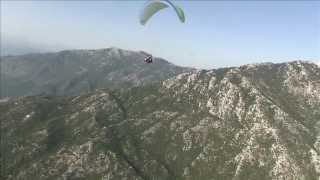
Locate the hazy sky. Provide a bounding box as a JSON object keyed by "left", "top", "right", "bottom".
{"left": 1, "top": 0, "right": 320, "bottom": 68}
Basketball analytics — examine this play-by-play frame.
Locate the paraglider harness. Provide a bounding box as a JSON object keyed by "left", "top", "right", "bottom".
{"left": 139, "top": 51, "right": 153, "bottom": 63}
{"left": 144, "top": 55, "right": 153, "bottom": 63}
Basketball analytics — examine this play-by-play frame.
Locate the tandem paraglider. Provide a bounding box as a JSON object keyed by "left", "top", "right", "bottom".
{"left": 139, "top": 0, "right": 186, "bottom": 63}
{"left": 139, "top": 51, "right": 153, "bottom": 64}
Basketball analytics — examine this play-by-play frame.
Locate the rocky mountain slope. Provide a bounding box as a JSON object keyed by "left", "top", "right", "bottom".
{"left": 1, "top": 61, "right": 320, "bottom": 180}
{"left": 1, "top": 47, "right": 190, "bottom": 97}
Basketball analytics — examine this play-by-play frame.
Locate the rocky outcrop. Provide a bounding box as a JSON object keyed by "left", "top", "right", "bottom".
{"left": 1, "top": 61, "right": 319, "bottom": 180}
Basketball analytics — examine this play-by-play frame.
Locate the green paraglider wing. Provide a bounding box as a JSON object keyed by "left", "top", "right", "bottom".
{"left": 175, "top": 6, "right": 185, "bottom": 23}
{"left": 140, "top": 0, "right": 185, "bottom": 25}
{"left": 140, "top": 1, "right": 169, "bottom": 25}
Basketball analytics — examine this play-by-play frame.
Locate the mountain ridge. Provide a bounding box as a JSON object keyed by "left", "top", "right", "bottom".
{"left": 1, "top": 61, "right": 320, "bottom": 180}
{"left": 1, "top": 47, "right": 193, "bottom": 97}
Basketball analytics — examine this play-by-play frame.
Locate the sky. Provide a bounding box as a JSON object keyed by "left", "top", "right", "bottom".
{"left": 1, "top": 0, "right": 320, "bottom": 68}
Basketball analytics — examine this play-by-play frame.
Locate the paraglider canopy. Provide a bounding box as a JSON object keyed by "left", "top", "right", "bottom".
{"left": 140, "top": 0, "right": 185, "bottom": 25}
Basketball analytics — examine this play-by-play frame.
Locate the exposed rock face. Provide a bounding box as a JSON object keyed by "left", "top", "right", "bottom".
{"left": 1, "top": 61, "right": 320, "bottom": 180}
{"left": 1, "top": 47, "right": 190, "bottom": 97}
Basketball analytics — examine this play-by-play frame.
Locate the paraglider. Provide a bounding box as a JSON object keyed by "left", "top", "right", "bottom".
{"left": 139, "top": 0, "right": 185, "bottom": 63}
{"left": 139, "top": 0, "right": 185, "bottom": 26}
{"left": 144, "top": 55, "right": 153, "bottom": 63}
{"left": 140, "top": 51, "right": 153, "bottom": 64}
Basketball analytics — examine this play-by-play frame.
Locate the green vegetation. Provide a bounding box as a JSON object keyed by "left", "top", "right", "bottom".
{"left": 46, "top": 117, "right": 67, "bottom": 151}
{"left": 1, "top": 61, "right": 319, "bottom": 179}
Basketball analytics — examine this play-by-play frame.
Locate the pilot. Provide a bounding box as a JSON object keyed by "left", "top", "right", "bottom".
{"left": 144, "top": 55, "right": 153, "bottom": 63}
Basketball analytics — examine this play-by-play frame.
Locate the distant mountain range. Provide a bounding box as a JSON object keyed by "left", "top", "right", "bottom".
{"left": 1, "top": 61, "right": 320, "bottom": 180}
{"left": 1, "top": 48, "right": 192, "bottom": 97}
{"left": 1, "top": 36, "right": 66, "bottom": 56}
